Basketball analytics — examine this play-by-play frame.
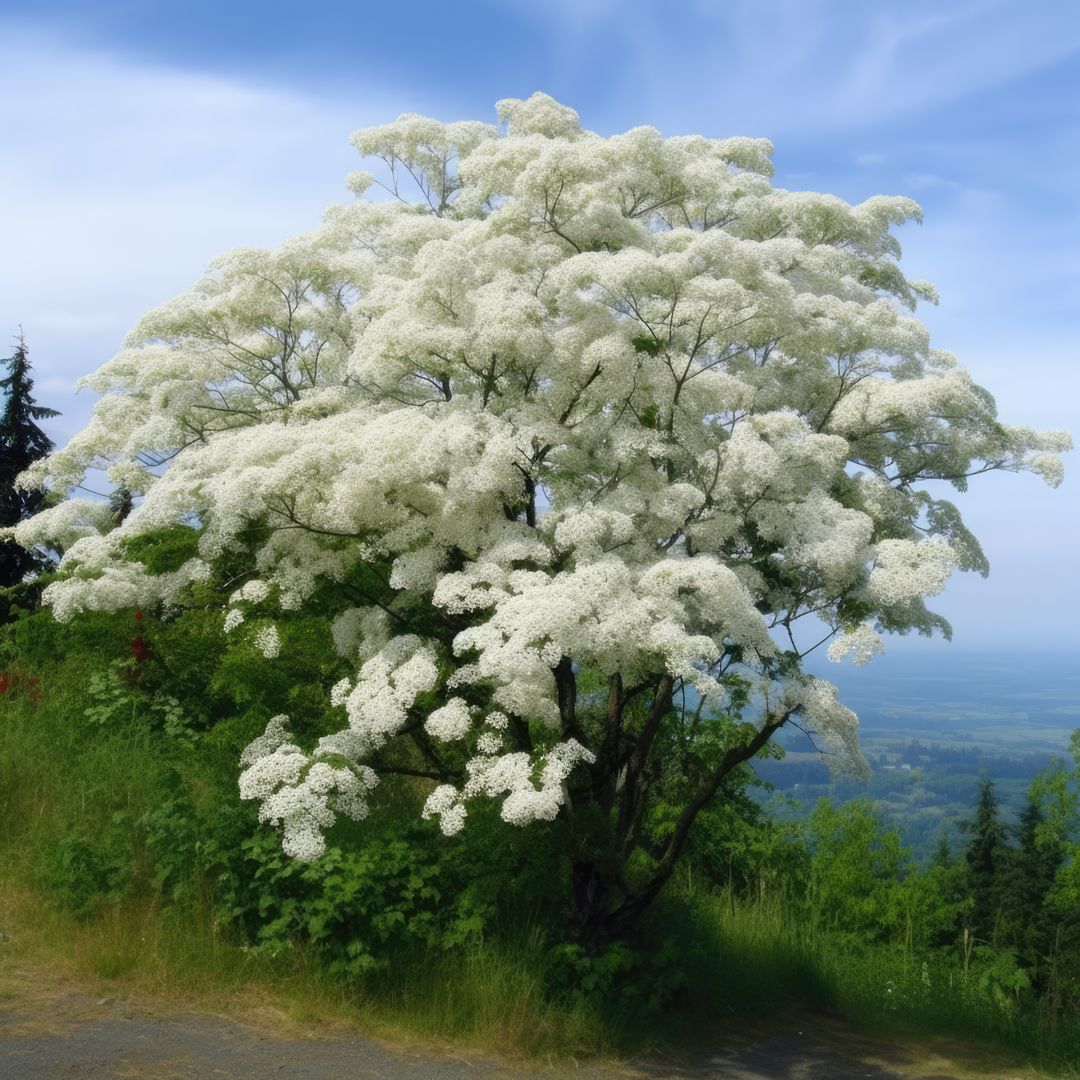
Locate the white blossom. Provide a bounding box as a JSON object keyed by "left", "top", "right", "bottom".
{"left": 784, "top": 677, "right": 868, "bottom": 779}
{"left": 239, "top": 713, "right": 292, "bottom": 766}
{"left": 477, "top": 731, "right": 503, "bottom": 755}
{"left": 232, "top": 579, "right": 270, "bottom": 604}
{"left": 827, "top": 624, "right": 886, "bottom": 667}
{"left": 865, "top": 538, "right": 958, "bottom": 607}
{"left": 422, "top": 784, "right": 468, "bottom": 836}
{"left": 424, "top": 697, "right": 474, "bottom": 742}
{"left": 341, "top": 636, "right": 440, "bottom": 752}
{"left": 329, "top": 677, "right": 353, "bottom": 707}
{"left": 253, "top": 625, "right": 281, "bottom": 659}
{"left": 239, "top": 715, "right": 379, "bottom": 861}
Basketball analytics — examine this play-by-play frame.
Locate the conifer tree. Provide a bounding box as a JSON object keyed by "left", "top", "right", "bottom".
{"left": 1, "top": 334, "right": 60, "bottom": 592}
{"left": 922, "top": 827, "right": 968, "bottom": 949}
{"left": 1003, "top": 783, "right": 1067, "bottom": 974}
{"left": 964, "top": 776, "right": 1006, "bottom": 942}
{"left": 932, "top": 829, "right": 954, "bottom": 869}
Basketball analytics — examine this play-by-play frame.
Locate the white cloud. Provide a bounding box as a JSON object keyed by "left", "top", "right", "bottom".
{"left": 0, "top": 24, "right": 397, "bottom": 439}
{"left": 820, "top": 0, "right": 1080, "bottom": 127}
{"left": 901, "top": 173, "right": 962, "bottom": 192}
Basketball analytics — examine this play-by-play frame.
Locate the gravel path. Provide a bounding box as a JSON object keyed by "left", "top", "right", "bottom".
{"left": 0, "top": 978, "right": 1009, "bottom": 1079}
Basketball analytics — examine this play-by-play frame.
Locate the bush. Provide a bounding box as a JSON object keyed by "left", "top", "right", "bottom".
{"left": 39, "top": 835, "right": 131, "bottom": 918}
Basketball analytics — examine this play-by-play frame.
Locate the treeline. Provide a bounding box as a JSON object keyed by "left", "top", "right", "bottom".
{"left": 882, "top": 739, "right": 1055, "bottom": 781}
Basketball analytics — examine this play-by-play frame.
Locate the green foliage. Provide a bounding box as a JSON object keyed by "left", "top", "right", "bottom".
{"left": 83, "top": 658, "right": 194, "bottom": 743}
{"left": 971, "top": 945, "right": 1032, "bottom": 1018}
{"left": 122, "top": 524, "right": 202, "bottom": 574}
{"left": 38, "top": 834, "right": 131, "bottom": 918}
{"left": 964, "top": 776, "right": 1007, "bottom": 939}
{"left": 548, "top": 938, "right": 687, "bottom": 1013}
{"left": 135, "top": 777, "right": 208, "bottom": 904}
{"left": 806, "top": 799, "right": 912, "bottom": 942}
{"left": 212, "top": 827, "right": 482, "bottom": 976}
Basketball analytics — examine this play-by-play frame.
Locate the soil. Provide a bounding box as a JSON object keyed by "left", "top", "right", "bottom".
{"left": 0, "top": 966, "right": 1038, "bottom": 1080}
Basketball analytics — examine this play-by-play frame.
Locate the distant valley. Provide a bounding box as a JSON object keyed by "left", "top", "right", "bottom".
{"left": 758, "top": 649, "right": 1080, "bottom": 857}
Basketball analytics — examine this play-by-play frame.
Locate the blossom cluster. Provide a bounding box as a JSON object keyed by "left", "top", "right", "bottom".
{"left": 422, "top": 738, "right": 596, "bottom": 835}
{"left": 238, "top": 715, "right": 379, "bottom": 860}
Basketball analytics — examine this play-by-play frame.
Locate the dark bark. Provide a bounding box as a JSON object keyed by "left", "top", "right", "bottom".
{"left": 605, "top": 711, "right": 789, "bottom": 936}
{"left": 569, "top": 697, "right": 791, "bottom": 949}
{"left": 553, "top": 655, "right": 581, "bottom": 740}
{"left": 571, "top": 857, "right": 625, "bottom": 945}
{"left": 615, "top": 674, "right": 674, "bottom": 849}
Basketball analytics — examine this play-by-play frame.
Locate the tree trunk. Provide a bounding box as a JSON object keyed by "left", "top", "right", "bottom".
{"left": 569, "top": 710, "right": 792, "bottom": 949}
{"left": 570, "top": 858, "right": 622, "bottom": 948}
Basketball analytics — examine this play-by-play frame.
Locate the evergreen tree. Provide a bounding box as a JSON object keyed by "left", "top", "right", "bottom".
{"left": 964, "top": 776, "right": 1007, "bottom": 943}
{"left": 1002, "top": 783, "right": 1067, "bottom": 975}
{"left": 1, "top": 334, "right": 60, "bottom": 593}
{"left": 922, "top": 828, "right": 968, "bottom": 949}
{"left": 932, "top": 829, "right": 954, "bottom": 869}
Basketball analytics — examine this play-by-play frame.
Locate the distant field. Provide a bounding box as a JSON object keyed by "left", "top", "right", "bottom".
{"left": 758, "top": 650, "right": 1080, "bottom": 857}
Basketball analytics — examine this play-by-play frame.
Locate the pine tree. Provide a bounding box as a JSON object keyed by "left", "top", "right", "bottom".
{"left": 964, "top": 777, "right": 1007, "bottom": 943}
{"left": 922, "top": 827, "right": 968, "bottom": 949}
{"left": 1, "top": 333, "right": 60, "bottom": 592}
{"left": 1002, "top": 784, "right": 1067, "bottom": 974}
{"left": 932, "top": 829, "right": 954, "bottom": 869}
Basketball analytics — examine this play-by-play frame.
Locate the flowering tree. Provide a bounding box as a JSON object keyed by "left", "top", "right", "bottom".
{"left": 9, "top": 94, "right": 1069, "bottom": 940}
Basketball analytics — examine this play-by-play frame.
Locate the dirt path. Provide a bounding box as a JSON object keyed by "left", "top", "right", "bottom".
{"left": 0, "top": 970, "right": 1034, "bottom": 1080}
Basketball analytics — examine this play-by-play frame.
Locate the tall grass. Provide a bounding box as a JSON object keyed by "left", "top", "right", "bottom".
{"left": 669, "top": 883, "right": 1080, "bottom": 1073}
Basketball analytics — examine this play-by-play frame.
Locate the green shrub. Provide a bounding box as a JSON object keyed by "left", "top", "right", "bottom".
{"left": 39, "top": 834, "right": 131, "bottom": 918}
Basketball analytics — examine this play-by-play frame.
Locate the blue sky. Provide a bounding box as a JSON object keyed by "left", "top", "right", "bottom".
{"left": 1, "top": 0, "right": 1078, "bottom": 654}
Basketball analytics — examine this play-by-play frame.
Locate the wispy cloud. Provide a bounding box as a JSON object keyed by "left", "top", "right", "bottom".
{"left": 497, "top": 0, "right": 1080, "bottom": 137}
{"left": 818, "top": 1, "right": 1080, "bottom": 125}
{"left": 0, "top": 23, "right": 394, "bottom": 438}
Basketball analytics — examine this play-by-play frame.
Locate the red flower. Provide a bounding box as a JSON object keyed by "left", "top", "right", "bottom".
{"left": 132, "top": 636, "right": 149, "bottom": 665}
{"left": 0, "top": 666, "right": 41, "bottom": 703}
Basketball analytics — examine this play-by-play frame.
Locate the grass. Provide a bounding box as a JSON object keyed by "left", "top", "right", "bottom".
{"left": 0, "top": 880, "right": 621, "bottom": 1060}
{"left": 0, "top": 670, "right": 614, "bottom": 1056}
{"left": 0, "top": 875, "right": 1054, "bottom": 1078}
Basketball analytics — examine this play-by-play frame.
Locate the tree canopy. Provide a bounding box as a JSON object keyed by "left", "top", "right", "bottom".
{"left": 7, "top": 94, "right": 1070, "bottom": 938}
